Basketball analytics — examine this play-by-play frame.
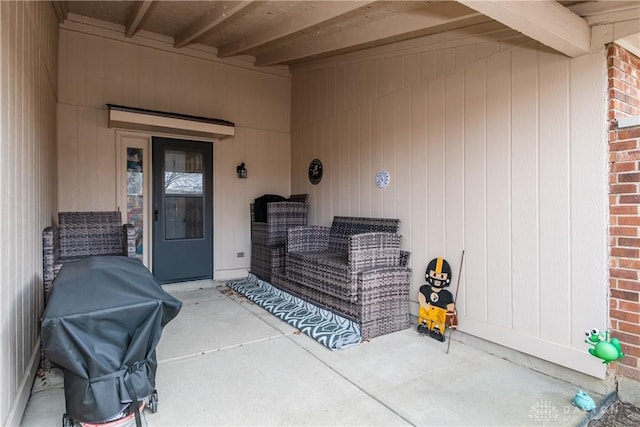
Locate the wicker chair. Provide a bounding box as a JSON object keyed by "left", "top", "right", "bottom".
{"left": 41, "top": 211, "right": 136, "bottom": 370}
{"left": 250, "top": 195, "right": 308, "bottom": 282}
{"left": 271, "top": 216, "right": 411, "bottom": 339}
{"left": 42, "top": 211, "right": 136, "bottom": 302}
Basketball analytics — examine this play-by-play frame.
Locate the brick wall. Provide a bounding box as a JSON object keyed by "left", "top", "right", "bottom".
{"left": 608, "top": 43, "right": 640, "bottom": 381}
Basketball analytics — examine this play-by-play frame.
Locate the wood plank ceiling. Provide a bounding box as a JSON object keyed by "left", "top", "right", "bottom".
{"left": 53, "top": 1, "right": 640, "bottom": 67}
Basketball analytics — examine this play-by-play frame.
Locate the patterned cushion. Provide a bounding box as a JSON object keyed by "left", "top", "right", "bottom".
{"left": 328, "top": 216, "right": 400, "bottom": 254}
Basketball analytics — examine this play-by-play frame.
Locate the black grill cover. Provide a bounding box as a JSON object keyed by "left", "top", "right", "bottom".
{"left": 253, "top": 194, "right": 287, "bottom": 222}
{"left": 42, "top": 256, "right": 182, "bottom": 423}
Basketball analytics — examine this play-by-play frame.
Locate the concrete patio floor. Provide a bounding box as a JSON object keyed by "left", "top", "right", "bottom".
{"left": 21, "top": 279, "right": 614, "bottom": 426}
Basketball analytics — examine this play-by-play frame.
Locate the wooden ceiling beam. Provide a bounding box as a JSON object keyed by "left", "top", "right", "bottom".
{"left": 456, "top": 0, "right": 591, "bottom": 58}
{"left": 174, "top": 1, "right": 253, "bottom": 49}
{"left": 51, "top": 1, "right": 68, "bottom": 24}
{"left": 126, "top": 0, "right": 154, "bottom": 38}
{"left": 217, "top": 0, "right": 376, "bottom": 58}
{"left": 255, "top": 6, "right": 491, "bottom": 66}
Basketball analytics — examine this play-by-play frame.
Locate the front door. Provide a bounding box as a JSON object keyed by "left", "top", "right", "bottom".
{"left": 152, "top": 137, "right": 213, "bottom": 283}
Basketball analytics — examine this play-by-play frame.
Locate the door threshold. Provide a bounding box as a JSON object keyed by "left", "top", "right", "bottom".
{"left": 161, "top": 279, "right": 220, "bottom": 292}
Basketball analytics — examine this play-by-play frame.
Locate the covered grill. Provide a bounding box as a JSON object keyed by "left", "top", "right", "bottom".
{"left": 42, "top": 256, "right": 182, "bottom": 425}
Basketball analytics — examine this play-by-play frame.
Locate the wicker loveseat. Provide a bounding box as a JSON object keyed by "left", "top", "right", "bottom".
{"left": 271, "top": 216, "right": 411, "bottom": 339}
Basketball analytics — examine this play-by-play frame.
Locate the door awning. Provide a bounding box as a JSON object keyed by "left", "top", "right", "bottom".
{"left": 107, "top": 104, "right": 235, "bottom": 139}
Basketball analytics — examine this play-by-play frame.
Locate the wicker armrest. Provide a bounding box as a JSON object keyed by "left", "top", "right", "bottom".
{"left": 347, "top": 232, "right": 401, "bottom": 271}
{"left": 287, "top": 225, "right": 330, "bottom": 252}
{"left": 43, "top": 226, "right": 60, "bottom": 300}
{"left": 251, "top": 201, "right": 309, "bottom": 247}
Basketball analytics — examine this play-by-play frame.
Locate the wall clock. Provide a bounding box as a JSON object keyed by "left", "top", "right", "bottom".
{"left": 375, "top": 170, "right": 390, "bottom": 188}
{"left": 308, "top": 158, "right": 323, "bottom": 185}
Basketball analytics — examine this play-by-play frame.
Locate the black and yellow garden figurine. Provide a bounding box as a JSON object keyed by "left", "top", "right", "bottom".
{"left": 417, "top": 257, "right": 457, "bottom": 342}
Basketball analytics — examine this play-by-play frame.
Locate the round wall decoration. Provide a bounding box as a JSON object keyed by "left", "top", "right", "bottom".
{"left": 375, "top": 170, "right": 390, "bottom": 188}
{"left": 308, "top": 158, "right": 323, "bottom": 185}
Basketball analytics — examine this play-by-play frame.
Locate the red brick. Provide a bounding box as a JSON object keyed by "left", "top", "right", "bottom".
{"left": 618, "top": 320, "right": 640, "bottom": 334}
{"left": 618, "top": 354, "right": 638, "bottom": 367}
{"left": 619, "top": 216, "right": 640, "bottom": 226}
{"left": 611, "top": 162, "right": 638, "bottom": 173}
{"left": 618, "top": 237, "right": 640, "bottom": 247}
{"left": 610, "top": 184, "right": 637, "bottom": 194}
{"left": 610, "top": 227, "right": 638, "bottom": 237}
{"left": 619, "top": 195, "right": 640, "bottom": 204}
{"left": 611, "top": 225, "right": 638, "bottom": 235}
{"left": 610, "top": 113, "right": 619, "bottom": 125}
{"left": 618, "top": 364, "right": 640, "bottom": 381}
{"left": 611, "top": 247, "right": 640, "bottom": 258}
{"left": 611, "top": 140, "right": 639, "bottom": 151}
{"left": 611, "top": 205, "right": 638, "bottom": 215}
{"left": 610, "top": 56, "right": 621, "bottom": 69}
{"left": 612, "top": 80, "right": 634, "bottom": 94}
{"left": 616, "top": 151, "right": 640, "bottom": 162}
{"left": 611, "top": 329, "right": 640, "bottom": 346}
{"left": 611, "top": 308, "right": 640, "bottom": 323}
{"left": 609, "top": 173, "right": 618, "bottom": 184}
{"left": 608, "top": 44, "right": 640, "bottom": 365}
{"left": 611, "top": 100, "right": 626, "bottom": 112}
{"left": 620, "top": 259, "right": 640, "bottom": 269}
{"left": 612, "top": 288, "right": 640, "bottom": 302}
{"left": 621, "top": 343, "right": 640, "bottom": 358}
{"left": 611, "top": 152, "right": 618, "bottom": 163}
{"left": 615, "top": 151, "right": 640, "bottom": 162}
{"left": 617, "top": 280, "right": 640, "bottom": 292}
{"left": 610, "top": 268, "right": 639, "bottom": 280}
{"left": 613, "top": 88, "right": 638, "bottom": 104}
{"left": 618, "top": 129, "right": 640, "bottom": 140}
{"left": 612, "top": 319, "right": 620, "bottom": 330}
{"left": 618, "top": 173, "right": 640, "bottom": 183}
{"left": 620, "top": 103, "right": 638, "bottom": 115}
{"left": 619, "top": 300, "right": 640, "bottom": 313}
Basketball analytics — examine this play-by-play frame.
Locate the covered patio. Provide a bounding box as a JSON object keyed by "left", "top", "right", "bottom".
{"left": 3, "top": 2, "right": 640, "bottom": 426}
{"left": 22, "top": 280, "right": 607, "bottom": 426}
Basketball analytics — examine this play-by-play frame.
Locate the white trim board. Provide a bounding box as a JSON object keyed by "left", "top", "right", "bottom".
{"left": 108, "top": 105, "right": 235, "bottom": 139}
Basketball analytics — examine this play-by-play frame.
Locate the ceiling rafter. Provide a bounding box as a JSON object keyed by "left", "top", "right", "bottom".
{"left": 174, "top": 0, "right": 253, "bottom": 49}
{"left": 52, "top": 0, "right": 68, "bottom": 24}
{"left": 456, "top": 0, "right": 591, "bottom": 58}
{"left": 126, "top": 0, "right": 154, "bottom": 38}
{"left": 217, "top": 0, "right": 377, "bottom": 58}
{"left": 255, "top": 8, "right": 491, "bottom": 66}
{"left": 59, "top": 1, "right": 639, "bottom": 67}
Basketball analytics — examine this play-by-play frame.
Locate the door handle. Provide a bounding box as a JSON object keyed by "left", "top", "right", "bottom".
{"left": 154, "top": 209, "right": 159, "bottom": 221}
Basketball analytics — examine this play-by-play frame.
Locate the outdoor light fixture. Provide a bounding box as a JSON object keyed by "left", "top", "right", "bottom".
{"left": 236, "top": 162, "right": 247, "bottom": 178}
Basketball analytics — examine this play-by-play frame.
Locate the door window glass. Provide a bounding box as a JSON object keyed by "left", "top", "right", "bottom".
{"left": 164, "top": 150, "right": 204, "bottom": 240}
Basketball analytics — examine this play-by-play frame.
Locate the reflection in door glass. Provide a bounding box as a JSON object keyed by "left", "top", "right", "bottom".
{"left": 164, "top": 150, "right": 204, "bottom": 240}
{"left": 126, "top": 147, "right": 144, "bottom": 258}
{"left": 165, "top": 196, "right": 203, "bottom": 239}
{"left": 165, "top": 173, "right": 202, "bottom": 194}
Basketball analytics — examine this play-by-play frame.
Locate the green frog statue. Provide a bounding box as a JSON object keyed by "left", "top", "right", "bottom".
{"left": 584, "top": 328, "right": 624, "bottom": 365}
